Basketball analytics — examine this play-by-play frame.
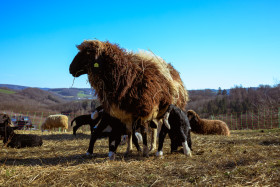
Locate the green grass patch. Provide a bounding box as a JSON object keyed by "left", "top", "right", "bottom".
{"left": 77, "top": 91, "right": 91, "bottom": 98}
{"left": 0, "top": 88, "right": 16, "bottom": 94}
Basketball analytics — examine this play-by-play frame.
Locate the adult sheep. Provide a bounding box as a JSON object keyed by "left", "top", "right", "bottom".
{"left": 187, "top": 110, "right": 230, "bottom": 136}
{"left": 69, "top": 40, "right": 189, "bottom": 155}
{"left": 41, "top": 115, "right": 68, "bottom": 132}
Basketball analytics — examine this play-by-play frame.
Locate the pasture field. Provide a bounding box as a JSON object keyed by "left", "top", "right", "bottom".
{"left": 0, "top": 129, "right": 279, "bottom": 186}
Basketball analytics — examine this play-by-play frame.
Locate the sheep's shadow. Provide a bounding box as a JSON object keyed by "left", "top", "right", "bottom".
{"left": 40, "top": 133, "right": 91, "bottom": 141}
{"left": 0, "top": 152, "right": 154, "bottom": 166}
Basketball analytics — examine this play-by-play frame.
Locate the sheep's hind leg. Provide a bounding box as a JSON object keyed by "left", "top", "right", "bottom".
{"left": 124, "top": 132, "right": 133, "bottom": 156}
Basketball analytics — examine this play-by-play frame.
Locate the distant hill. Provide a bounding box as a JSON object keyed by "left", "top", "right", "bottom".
{"left": 0, "top": 84, "right": 29, "bottom": 90}
{"left": 0, "top": 85, "right": 98, "bottom": 114}
{"left": 0, "top": 84, "right": 96, "bottom": 100}
{"left": 0, "top": 87, "right": 68, "bottom": 112}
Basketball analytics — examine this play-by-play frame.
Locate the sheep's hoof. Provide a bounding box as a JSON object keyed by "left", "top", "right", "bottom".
{"left": 156, "top": 151, "right": 163, "bottom": 158}
{"left": 124, "top": 150, "right": 133, "bottom": 157}
{"left": 143, "top": 149, "right": 149, "bottom": 157}
{"left": 149, "top": 146, "right": 156, "bottom": 152}
{"left": 137, "top": 150, "right": 142, "bottom": 156}
{"left": 182, "top": 141, "right": 192, "bottom": 157}
{"left": 85, "top": 152, "right": 93, "bottom": 156}
{"left": 108, "top": 151, "right": 116, "bottom": 160}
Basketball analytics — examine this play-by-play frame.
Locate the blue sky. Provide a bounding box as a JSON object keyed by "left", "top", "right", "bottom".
{"left": 0, "top": 0, "right": 279, "bottom": 90}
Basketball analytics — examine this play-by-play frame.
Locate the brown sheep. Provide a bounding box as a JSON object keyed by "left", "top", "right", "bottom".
{"left": 187, "top": 110, "right": 230, "bottom": 136}
{"left": 69, "top": 40, "right": 188, "bottom": 155}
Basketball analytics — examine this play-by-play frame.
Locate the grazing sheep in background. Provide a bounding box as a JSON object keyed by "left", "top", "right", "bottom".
{"left": 0, "top": 125, "right": 43, "bottom": 148}
{"left": 41, "top": 115, "right": 68, "bottom": 132}
{"left": 156, "top": 104, "right": 192, "bottom": 157}
{"left": 187, "top": 110, "right": 230, "bottom": 136}
{"left": 69, "top": 40, "right": 188, "bottom": 156}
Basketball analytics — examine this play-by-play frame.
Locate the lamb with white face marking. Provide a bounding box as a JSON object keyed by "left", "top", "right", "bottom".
{"left": 156, "top": 104, "right": 192, "bottom": 157}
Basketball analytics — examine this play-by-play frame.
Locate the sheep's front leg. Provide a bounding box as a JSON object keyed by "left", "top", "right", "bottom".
{"left": 125, "top": 131, "right": 133, "bottom": 156}
{"left": 139, "top": 125, "right": 149, "bottom": 157}
{"left": 150, "top": 128, "right": 157, "bottom": 152}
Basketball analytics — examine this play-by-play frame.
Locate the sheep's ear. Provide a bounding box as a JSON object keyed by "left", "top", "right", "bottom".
{"left": 194, "top": 116, "right": 199, "bottom": 122}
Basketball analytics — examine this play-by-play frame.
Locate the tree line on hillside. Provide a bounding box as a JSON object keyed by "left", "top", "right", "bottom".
{"left": 1, "top": 84, "right": 279, "bottom": 118}
{"left": 187, "top": 84, "right": 280, "bottom": 117}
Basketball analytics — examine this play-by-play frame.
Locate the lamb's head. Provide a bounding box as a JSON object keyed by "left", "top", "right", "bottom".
{"left": 69, "top": 40, "right": 107, "bottom": 77}
{"left": 187, "top": 110, "right": 199, "bottom": 122}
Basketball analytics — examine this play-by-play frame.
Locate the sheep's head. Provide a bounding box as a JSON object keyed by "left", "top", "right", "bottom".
{"left": 0, "top": 126, "right": 17, "bottom": 141}
{"left": 187, "top": 110, "right": 199, "bottom": 122}
{"left": 69, "top": 40, "right": 106, "bottom": 77}
{"left": 0, "top": 114, "right": 12, "bottom": 127}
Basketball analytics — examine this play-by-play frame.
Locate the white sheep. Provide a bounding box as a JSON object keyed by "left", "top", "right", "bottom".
{"left": 41, "top": 115, "right": 68, "bottom": 132}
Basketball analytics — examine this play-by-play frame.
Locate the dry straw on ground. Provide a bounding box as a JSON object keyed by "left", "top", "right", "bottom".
{"left": 0, "top": 129, "right": 279, "bottom": 186}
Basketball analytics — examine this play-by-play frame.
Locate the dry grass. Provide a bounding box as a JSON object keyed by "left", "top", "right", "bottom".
{"left": 1, "top": 129, "right": 279, "bottom": 186}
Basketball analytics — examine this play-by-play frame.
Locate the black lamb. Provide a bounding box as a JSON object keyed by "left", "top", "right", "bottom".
{"left": 0, "top": 125, "right": 43, "bottom": 148}
{"left": 156, "top": 104, "right": 192, "bottom": 157}
{"left": 72, "top": 106, "right": 142, "bottom": 160}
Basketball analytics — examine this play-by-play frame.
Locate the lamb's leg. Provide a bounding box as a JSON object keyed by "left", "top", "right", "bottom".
{"left": 182, "top": 141, "right": 192, "bottom": 157}
{"left": 108, "top": 130, "right": 122, "bottom": 160}
{"left": 156, "top": 125, "right": 168, "bottom": 157}
{"left": 132, "top": 131, "right": 142, "bottom": 152}
{"left": 187, "top": 130, "right": 192, "bottom": 151}
{"left": 180, "top": 127, "right": 192, "bottom": 157}
{"left": 86, "top": 119, "right": 108, "bottom": 155}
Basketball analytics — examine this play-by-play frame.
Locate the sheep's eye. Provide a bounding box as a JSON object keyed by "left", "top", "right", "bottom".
{"left": 86, "top": 51, "right": 90, "bottom": 55}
